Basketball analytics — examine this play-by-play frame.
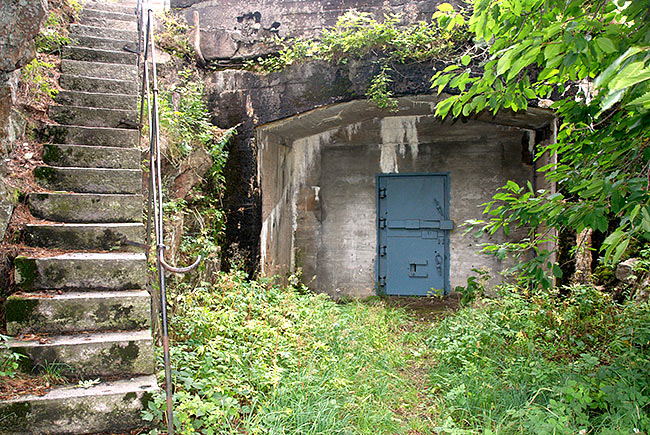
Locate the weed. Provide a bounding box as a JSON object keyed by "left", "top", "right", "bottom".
{"left": 155, "top": 11, "right": 194, "bottom": 60}
{"left": 426, "top": 285, "right": 650, "bottom": 433}
{"left": 145, "top": 270, "right": 432, "bottom": 434}
{"left": 21, "top": 58, "right": 59, "bottom": 104}
{"left": 0, "top": 335, "right": 23, "bottom": 377}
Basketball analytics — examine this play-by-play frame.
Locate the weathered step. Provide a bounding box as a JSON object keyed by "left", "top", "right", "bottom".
{"left": 81, "top": 17, "right": 138, "bottom": 31}
{"left": 70, "top": 34, "right": 136, "bottom": 52}
{"left": 28, "top": 192, "right": 143, "bottom": 223}
{"left": 63, "top": 46, "right": 137, "bottom": 65}
{"left": 43, "top": 144, "right": 141, "bottom": 169}
{"left": 82, "top": 8, "right": 135, "bottom": 22}
{"left": 44, "top": 124, "right": 138, "bottom": 147}
{"left": 24, "top": 222, "right": 145, "bottom": 251}
{"left": 49, "top": 105, "right": 138, "bottom": 129}
{"left": 34, "top": 166, "right": 142, "bottom": 194}
{"left": 60, "top": 74, "right": 138, "bottom": 95}
{"left": 14, "top": 252, "right": 147, "bottom": 291}
{"left": 0, "top": 375, "right": 157, "bottom": 434}
{"left": 61, "top": 59, "right": 137, "bottom": 81}
{"left": 6, "top": 290, "right": 151, "bottom": 335}
{"left": 83, "top": 1, "right": 136, "bottom": 14}
{"left": 70, "top": 23, "right": 137, "bottom": 41}
{"left": 55, "top": 90, "right": 137, "bottom": 111}
{"left": 8, "top": 330, "right": 154, "bottom": 377}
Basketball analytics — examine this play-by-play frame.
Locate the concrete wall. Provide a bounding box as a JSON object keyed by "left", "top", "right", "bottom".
{"left": 171, "top": 0, "right": 461, "bottom": 61}
{"left": 258, "top": 96, "right": 554, "bottom": 298}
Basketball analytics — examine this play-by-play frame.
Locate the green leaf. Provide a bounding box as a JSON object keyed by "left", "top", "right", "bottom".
{"left": 552, "top": 264, "right": 563, "bottom": 278}
{"left": 437, "top": 2, "right": 454, "bottom": 12}
{"left": 595, "top": 37, "right": 616, "bottom": 54}
{"left": 461, "top": 54, "right": 471, "bottom": 66}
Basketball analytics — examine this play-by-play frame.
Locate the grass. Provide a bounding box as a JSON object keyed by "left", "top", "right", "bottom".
{"left": 146, "top": 270, "right": 436, "bottom": 434}
{"left": 146, "top": 273, "right": 650, "bottom": 434}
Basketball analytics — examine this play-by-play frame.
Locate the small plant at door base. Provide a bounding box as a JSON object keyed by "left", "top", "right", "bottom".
{"left": 454, "top": 267, "right": 490, "bottom": 306}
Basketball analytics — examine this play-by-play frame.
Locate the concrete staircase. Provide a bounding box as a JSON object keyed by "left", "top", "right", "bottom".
{"left": 0, "top": 2, "right": 158, "bottom": 433}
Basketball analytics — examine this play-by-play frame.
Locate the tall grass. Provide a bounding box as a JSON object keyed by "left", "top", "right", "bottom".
{"left": 146, "top": 271, "right": 432, "bottom": 434}
{"left": 425, "top": 285, "right": 650, "bottom": 434}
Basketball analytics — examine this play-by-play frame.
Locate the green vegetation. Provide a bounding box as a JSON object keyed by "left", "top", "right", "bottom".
{"left": 155, "top": 69, "right": 231, "bottom": 267}
{"left": 429, "top": 286, "right": 650, "bottom": 433}
{"left": 432, "top": 0, "right": 650, "bottom": 287}
{"left": 0, "top": 335, "right": 23, "bottom": 377}
{"left": 248, "top": 9, "right": 470, "bottom": 109}
{"left": 145, "top": 271, "right": 434, "bottom": 434}
{"left": 155, "top": 11, "right": 194, "bottom": 61}
{"left": 146, "top": 272, "right": 650, "bottom": 434}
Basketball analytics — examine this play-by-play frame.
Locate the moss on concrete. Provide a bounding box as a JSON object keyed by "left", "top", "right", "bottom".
{"left": 14, "top": 256, "right": 37, "bottom": 289}
{"left": 42, "top": 144, "right": 62, "bottom": 163}
{"left": 0, "top": 402, "right": 31, "bottom": 431}
{"left": 5, "top": 297, "right": 39, "bottom": 323}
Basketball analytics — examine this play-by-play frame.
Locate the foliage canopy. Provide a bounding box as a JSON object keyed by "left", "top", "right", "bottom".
{"left": 433, "top": 0, "right": 650, "bottom": 287}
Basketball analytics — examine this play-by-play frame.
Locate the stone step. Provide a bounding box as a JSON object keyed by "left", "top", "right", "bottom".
{"left": 43, "top": 144, "right": 141, "bottom": 169}
{"left": 14, "top": 252, "right": 147, "bottom": 291}
{"left": 34, "top": 166, "right": 142, "bottom": 194}
{"left": 8, "top": 330, "right": 154, "bottom": 378}
{"left": 70, "top": 24, "right": 138, "bottom": 41}
{"left": 70, "top": 34, "right": 136, "bottom": 52}
{"left": 0, "top": 375, "right": 157, "bottom": 434}
{"left": 55, "top": 90, "right": 137, "bottom": 111}
{"left": 61, "top": 59, "right": 137, "bottom": 81}
{"left": 84, "top": 1, "right": 137, "bottom": 14}
{"left": 44, "top": 124, "right": 138, "bottom": 147}
{"left": 81, "top": 8, "right": 135, "bottom": 22}
{"left": 28, "top": 192, "right": 143, "bottom": 223}
{"left": 49, "top": 105, "right": 138, "bottom": 129}
{"left": 81, "top": 17, "right": 138, "bottom": 31}
{"left": 24, "top": 222, "right": 145, "bottom": 251}
{"left": 62, "top": 46, "right": 137, "bottom": 65}
{"left": 6, "top": 290, "right": 151, "bottom": 335}
{"left": 60, "top": 73, "right": 138, "bottom": 95}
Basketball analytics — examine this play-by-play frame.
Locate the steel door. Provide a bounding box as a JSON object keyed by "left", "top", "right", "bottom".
{"left": 376, "top": 173, "right": 452, "bottom": 296}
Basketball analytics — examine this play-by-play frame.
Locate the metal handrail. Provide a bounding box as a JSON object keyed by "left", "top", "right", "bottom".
{"left": 135, "top": 2, "right": 202, "bottom": 433}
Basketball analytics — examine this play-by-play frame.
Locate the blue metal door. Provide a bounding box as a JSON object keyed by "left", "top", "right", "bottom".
{"left": 377, "top": 173, "right": 452, "bottom": 296}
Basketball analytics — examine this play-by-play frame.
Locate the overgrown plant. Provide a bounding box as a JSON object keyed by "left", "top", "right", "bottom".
{"left": 431, "top": 0, "right": 650, "bottom": 288}
{"left": 427, "top": 285, "right": 650, "bottom": 433}
{"left": 248, "top": 8, "right": 470, "bottom": 109}
{"left": 155, "top": 11, "right": 194, "bottom": 60}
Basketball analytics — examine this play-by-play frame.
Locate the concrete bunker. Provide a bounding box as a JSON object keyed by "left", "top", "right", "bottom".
{"left": 258, "top": 95, "right": 556, "bottom": 298}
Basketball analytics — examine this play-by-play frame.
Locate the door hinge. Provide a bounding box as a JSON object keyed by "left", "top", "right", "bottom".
{"left": 379, "top": 245, "right": 386, "bottom": 256}
{"left": 379, "top": 218, "right": 386, "bottom": 229}
{"left": 379, "top": 276, "right": 386, "bottom": 287}
{"left": 379, "top": 187, "right": 387, "bottom": 199}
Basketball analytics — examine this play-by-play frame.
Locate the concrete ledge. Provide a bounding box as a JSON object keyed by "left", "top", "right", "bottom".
{"left": 55, "top": 90, "right": 138, "bottom": 111}
{"left": 81, "top": 8, "right": 135, "bottom": 22}
{"left": 61, "top": 59, "right": 137, "bottom": 81}
{"left": 44, "top": 124, "right": 138, "bottom": 147}
{"left": 43, "top": 144, "right": 141, "bottom": 169}
{"left": 34, "top": 165, "right": 142, "bottom": 194}
{"left": 49, "top": 105, "right": 138, "bottom": 129}
{"left": 28, "top": 192, "right": 143, "bottom": 223}
{"left": 8, "top": 330, "right": 154, "bottom": 377}
{"left": 62, "top": 46, "right": 137, "bottom": 65}
{"left": 14, "top": 252, "right": 147, "bottom": 290}
{"left": 80, "top": 17, "right": 137, "bottom": 31}
{"left": 69, "top": 35, "right": 135, "bottom": 52}
{"left": 60, "top": 74, "right": 138, "bottom": 95}
{"left": 70, "top": 24, "right": 138, "bottom": 41}
{"left": 24, "top": 222, "right": 145, "bottom": 251}
{"left": 6, "top": 290, "right": 151, "bottom": 335}
{"left": 0, "top": 375, "right": 157, "bottom": 434}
